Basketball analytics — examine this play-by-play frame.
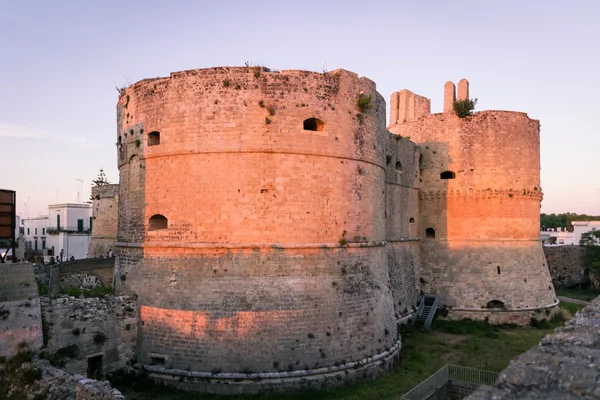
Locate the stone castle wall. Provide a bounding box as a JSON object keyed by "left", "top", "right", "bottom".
{"left": 41, "top": 295, "right": 137, "bottom": 376}
{"left": 388, "top": 86, "right": 557, "bottom": 318}
{"left": 113, "top": 67, "right": 418, "bottom": 391}
{"left": 0, "top": 263, "right": 43, "bottom": 358}
{"left": 89, "top": 184, "right": 119, "bottom": 258}
{"left": 543, "top": 245, "right": 586, "bottom": 286}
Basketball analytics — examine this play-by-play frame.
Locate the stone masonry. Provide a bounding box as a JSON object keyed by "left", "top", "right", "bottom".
{"left": 109, "top": 67, "right": 554, "bottom": 392}
{"left": 41, "top": 294, "right": 137, "bottom": 377}
{"left": 89, "top": 184, "right": 119, "bottom": 258}
{"left": 468, "top": 296, "right": 600, "bottom": 399}
{"left": 388, "top": 81, "right": 557, "bottom": 324}
{"left": 0, "top": 263, "right": 43, "bottom": 358}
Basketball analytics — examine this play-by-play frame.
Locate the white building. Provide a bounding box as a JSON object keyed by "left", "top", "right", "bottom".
{"left": 541, "top": 221, "right": 600, "bottom": 245}
{"left": 21, "top": 216, "right": 49, "bottom": 255}
{"left": 46, "top": 203, "right": 93, "bottom": 261}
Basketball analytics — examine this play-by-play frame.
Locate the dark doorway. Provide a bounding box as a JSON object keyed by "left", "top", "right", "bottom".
{"left": 87, "top": 355, "right": 103, "bottom": 379}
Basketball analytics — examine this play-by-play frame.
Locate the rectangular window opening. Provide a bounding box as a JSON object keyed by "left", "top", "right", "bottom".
{"left": 150, "top": 355, "right": 166, "bottom": 366}
{"left": 87, "top": 355, "right": 103, "bottom": 379}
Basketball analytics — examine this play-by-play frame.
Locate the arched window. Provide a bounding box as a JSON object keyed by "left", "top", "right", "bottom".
{"left": 440, "top": 171, "right": 456, "bottom": 179}
{"left": 149, "top": 214, "right": 168, "bottom": 231}
{"left": 486, "top": 300, "right": 506, "bottom": 309}
{"left": 409, "top": 218, "right": 415, "bottom": 223}
{"left": 148, "top": 131, "right": 161, "bottom": 146}
{"left": 425, "top": 228, "right": 435, "bottom": 238}
{"left": 395, "top": 161, "right": 402, "bottom": 172}
{"left": 303, "top": 118, "right": 325, "bottom": 132}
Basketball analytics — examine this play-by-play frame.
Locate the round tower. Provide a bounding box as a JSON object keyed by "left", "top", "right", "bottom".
{"left": 114, "top": 67, "right": 400, "bottom": 391}
{"left": 389, "top": 80, "right": 557, "bottom": 324}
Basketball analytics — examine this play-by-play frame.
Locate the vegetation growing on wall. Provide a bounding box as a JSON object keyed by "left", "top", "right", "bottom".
{"left": 453, "top": 98, "right": 477, "bottom": 117}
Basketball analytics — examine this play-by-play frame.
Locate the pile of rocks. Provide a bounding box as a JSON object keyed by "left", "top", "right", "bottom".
{"left": 2, "top": 356, "right": 124, "bottom": 400}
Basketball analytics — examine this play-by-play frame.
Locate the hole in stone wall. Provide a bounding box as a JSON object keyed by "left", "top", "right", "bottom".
{"left": 440, "top": 171, "right": 456, "bottom": 179}
{"left": 150, "top": 356, "right": 165, "bottom": 366}
{"left": 303, "top": 118, "right": 325, "bottom": 131}
{"left": 149, "top": 214, "right": 168, "bottom": 231}
{"left": 395, "top": 161, "right": 402, "bottom": 172}
{"left": 486, "top": 300, "right": 506, "bottom": 309}
{"left": 497, "top": 266, "right": 501, "bottom": 275}
{"left": 425, "top": 228, "right": 435, "bottom": 238}
{"left": 409, "top": 218, "right": 415, "bottom": 223}
{"left": 148, "top": 131, "right": 161, "bottom": 146}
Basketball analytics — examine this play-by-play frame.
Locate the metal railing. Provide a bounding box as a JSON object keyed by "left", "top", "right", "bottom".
{"left": 402, "top": 364, "right": 498, "bottom": 400}
{"left": 448, "top": 365, "right": 498, "bottom": 386}
{"left": 47, "top": 226, "right": 91, "bottom": 234}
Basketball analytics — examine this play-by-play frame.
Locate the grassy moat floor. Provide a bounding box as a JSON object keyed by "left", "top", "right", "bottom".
{"left": 114, "top": 300, "right": 587, "bottom": 400}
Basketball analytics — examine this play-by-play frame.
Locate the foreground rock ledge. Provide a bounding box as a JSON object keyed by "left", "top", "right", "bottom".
{"left": 468, "top": 297, "right": 600, "bottom": 399}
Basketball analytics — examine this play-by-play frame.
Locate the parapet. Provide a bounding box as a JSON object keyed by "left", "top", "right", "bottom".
{"left": 389, "top": 89, "right": 431, "bottom": 124}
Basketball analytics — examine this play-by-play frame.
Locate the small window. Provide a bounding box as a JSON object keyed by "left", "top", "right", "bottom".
{"left": 149, "top": 214, "right": 168, "bottom": 231}
{"left": 440, "top": 171, "right": 456, "bottom": 179}
{"left": 497, "top": 266, "right": 501, "bottom": 275}
{"left": 395, "top": 161, "right": 402, "bottom": 172}
{"left": 42, "top": 228, "right": 45, "bottom": 235}
{"left": 486, "top": 300, "right": 506, "bottom": 309}
{"left": 303, "top": 118, "right": 325, "bottom": 132}
{"left": 409, "top": 218, "right": 415, "bottom": 223}
{"left": 425, "top": 228, "right": 435, "bottom": 238}
{"left": 35, "top": 228, "right": 37, "bottom": 235}
{"left": 148, "top": 131, "right": 161, "bottom": 146}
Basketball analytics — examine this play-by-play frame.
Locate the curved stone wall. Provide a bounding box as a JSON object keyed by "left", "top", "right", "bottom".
{"left": 390, "top": 109, "right": 556, "bottom": 318}
{"left": 114, "top": 67, "right": 410, "bottom": 390}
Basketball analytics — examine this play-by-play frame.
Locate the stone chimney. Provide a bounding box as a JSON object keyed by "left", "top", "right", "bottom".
{"left": 458, "top": 79, "right": 470, "bottom": 101}
{"left": 443, "top": 81, "right": 456, "bottom": 113}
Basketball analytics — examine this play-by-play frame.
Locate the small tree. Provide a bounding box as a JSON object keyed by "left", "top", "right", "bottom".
{"left": 580, "top": 230, "right": 600, "bottom": 274}
{"left": 91, "top": 168, "right": 110, "bottom": 187}
{"left": 453, "top": 98, "right": 478, "bottom": 118}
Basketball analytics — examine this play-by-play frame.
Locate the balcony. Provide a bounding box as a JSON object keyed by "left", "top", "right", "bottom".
{"left": 47, "top": 226, "right": 91, "bottom": 235}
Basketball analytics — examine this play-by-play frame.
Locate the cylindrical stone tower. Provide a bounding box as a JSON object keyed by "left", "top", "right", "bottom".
{"left": 114, "top": 67, "right": 401, "bottom": 392}
{"left": 389, "top": 80, "right": 557, "bottom": 324}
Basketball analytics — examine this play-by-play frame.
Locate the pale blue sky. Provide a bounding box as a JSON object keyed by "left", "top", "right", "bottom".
{"left": 1, "top": 0, "right": 598, "bottom": 217}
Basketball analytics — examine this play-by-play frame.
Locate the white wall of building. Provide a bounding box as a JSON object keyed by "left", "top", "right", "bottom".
{"left": 48, "top": 203, "right": 92, "bottom": 233}
{"left": 46, "top": 232, "right": 91, "bottom": 261}
{"left": 542, "top": 221, "right": 600, "bottom": 245}
{"left": 21, "top": 216, "right": 49, "bottom": 253}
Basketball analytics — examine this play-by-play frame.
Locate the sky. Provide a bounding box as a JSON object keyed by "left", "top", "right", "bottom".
{"left": 1, "top": 0, "right": 598, "bottom": 218}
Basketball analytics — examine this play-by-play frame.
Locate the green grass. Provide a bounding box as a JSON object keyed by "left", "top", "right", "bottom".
{"left": 113, "top": 305, "right": 578, "bottom": 400}
{"left": 555, "top": 286, "right": 600, "bottom": 302}
{"left": 560, "top": 300, "right": 585, "bottom": 316}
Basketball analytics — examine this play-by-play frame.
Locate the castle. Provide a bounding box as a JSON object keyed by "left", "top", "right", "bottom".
{"left": 111, "top": 66, "right": 556, "bottom": 392}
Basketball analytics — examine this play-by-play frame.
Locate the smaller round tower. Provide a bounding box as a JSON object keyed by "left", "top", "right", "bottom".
{"left": 388, "top": 79, "right": 557, "bottom": 324}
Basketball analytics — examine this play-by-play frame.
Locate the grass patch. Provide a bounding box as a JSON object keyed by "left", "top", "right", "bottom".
{"left": 111, "top": 305, "right": 576, "bottom": 400}
{"left": 556, "top": 285, "right": 600, "bottom": 302}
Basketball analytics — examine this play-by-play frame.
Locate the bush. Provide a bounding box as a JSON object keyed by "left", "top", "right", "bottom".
{"left": 40, "top": 344, "right": 79, "bottom": 367}
{"left": 93, "top": 332, "right": 107, "bottom": 345}
{"left": 63, "top": 286, "right": 82, "bottom": 297}
{"left": 37, "top": 282, "right": 48, "bottom": 296}
{"left": 453, "top": 98, "right": 478, "bottom": 118}
{"left": 357, "top": 94, "right": 372, "bottom": 112}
